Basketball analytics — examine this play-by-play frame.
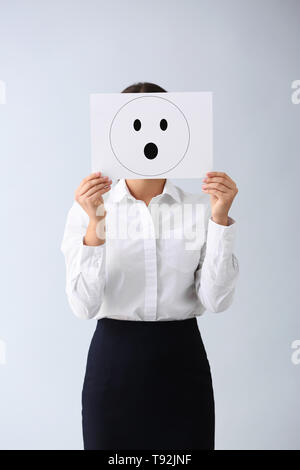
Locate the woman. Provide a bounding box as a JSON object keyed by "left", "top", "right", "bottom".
{"left": 61, "top": 82, "right": 239, "bottom": 450}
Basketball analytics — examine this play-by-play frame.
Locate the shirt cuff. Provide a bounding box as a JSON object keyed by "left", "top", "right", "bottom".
{"left": 206, "top": 217, "right": 237, "bottom": 258}
{"left": 77, "top": 239, "right": 106, "bottom": 274}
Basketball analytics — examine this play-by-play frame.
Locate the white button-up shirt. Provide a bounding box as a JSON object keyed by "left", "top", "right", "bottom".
{"left": 61, "top": 178, "right": 239, "bottom": 321}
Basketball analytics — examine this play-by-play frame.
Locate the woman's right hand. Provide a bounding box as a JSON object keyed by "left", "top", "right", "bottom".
{"left": 75, "top": 172, "right": 112, "bottom": 246}
{"left": 75, "top": 172, "right": 112, "bottom": 222}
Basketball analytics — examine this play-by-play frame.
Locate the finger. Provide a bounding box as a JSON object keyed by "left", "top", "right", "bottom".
{"left": 203, "top": 176, "right": 235, "bottom": 190}
{"left": 84, "top": 181, "right": 112, "bottom": 198}
{"left": 206, "top": 171, "right": 235, "bottom": 186}
{"left": 88, "top": 185, "right": 112, "bottom": 200}
{"left": 79, "top": 176, "right": 111, "bottom": 196}
{"left": 202, "top": 188, "right": 231, "bottom": 199}
{"left": 202, "top": 182, "right": 230, "bottom": 193}
{"left": 80, "top": 172, "right": 102, "bottom": 187}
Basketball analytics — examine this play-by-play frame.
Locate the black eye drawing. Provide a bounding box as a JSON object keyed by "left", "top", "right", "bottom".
{"left": 133, "top": 119, "right": 141, "bottom": 131}
{"left": 160, "top": 119, "right": 168, "bottom": 131}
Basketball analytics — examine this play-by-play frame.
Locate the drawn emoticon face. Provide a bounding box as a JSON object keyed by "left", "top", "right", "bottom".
{"left": 109, "top": 96, "right": 190, "bottom": 176}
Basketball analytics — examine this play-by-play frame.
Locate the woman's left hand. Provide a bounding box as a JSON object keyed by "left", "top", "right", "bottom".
{"left": 202, "top": 171, "right": 238, "bottom": 226}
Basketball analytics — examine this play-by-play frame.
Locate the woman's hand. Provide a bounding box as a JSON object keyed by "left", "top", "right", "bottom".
{"left": 202, "top": 171, "right": 238, "bottom": 226}
{"left": 75, "top": 172, "right": 112, "bottom": 246}
{"left": 75, "top": 172, "right": 112, "bottom": 220}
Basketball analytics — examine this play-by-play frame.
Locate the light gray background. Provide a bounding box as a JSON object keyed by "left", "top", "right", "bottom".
{"left": 0, "top": 0, "right": 299, "bottom": 450}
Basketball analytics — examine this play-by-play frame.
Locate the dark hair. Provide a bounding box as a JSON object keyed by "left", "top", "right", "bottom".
{"left": 121, "top": 82, "right": 167, "bottom": 93}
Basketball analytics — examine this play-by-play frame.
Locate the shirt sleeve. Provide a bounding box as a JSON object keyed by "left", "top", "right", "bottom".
{"left": 194, "top": 203, "right": 239, "bottom": 313}
{"left": 60, "top": 201, "right": 106, "bottom": 320}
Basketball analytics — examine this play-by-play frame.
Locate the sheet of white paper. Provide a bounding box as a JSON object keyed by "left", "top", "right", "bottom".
{"left": 0, "top": 80, "right": 6, "bottom": 104}
{"left": 90, "top": 92, "right": 213, "bottom": 179}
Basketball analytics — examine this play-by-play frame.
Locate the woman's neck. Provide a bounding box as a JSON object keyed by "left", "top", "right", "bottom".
{"left": 125, "top": 179, "right": 166, "bottom": 206}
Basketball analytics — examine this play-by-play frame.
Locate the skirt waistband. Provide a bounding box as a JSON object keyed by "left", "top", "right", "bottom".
{"left": 96, "top": 316, "right": 198, "bottom": 332}
{"left": 95, "top": 317, "right": 202, "bottom": 345}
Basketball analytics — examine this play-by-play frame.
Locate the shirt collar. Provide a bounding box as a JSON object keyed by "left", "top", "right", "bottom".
{"left": 110, "top": 178, "right": 181, "bottom": 203}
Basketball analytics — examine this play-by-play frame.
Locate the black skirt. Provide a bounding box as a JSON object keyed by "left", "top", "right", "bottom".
{"left": 82, "top": 317, "right": 215, "bottom": 450}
